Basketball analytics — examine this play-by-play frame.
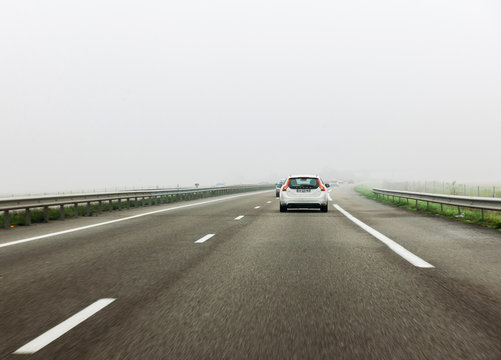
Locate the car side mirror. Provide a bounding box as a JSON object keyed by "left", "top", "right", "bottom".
{"left": 325, "top": 183, "right": 330, "bottom": 188}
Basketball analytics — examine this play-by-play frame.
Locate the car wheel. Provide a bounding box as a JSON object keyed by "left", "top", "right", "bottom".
{"left": 280, "top": 204, "right": 287, "bottom": 212}
{"left": 275, "top": 191, "right": 279, "bottom": 197}
{"left": 320, "top": 205, "right": 328, "bottom": 213}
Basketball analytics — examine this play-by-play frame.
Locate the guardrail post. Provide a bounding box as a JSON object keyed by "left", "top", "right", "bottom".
{"left": 440, "top": 204, "right": 443, "bottom": 212}
{"left": 142, "top": 197, "right": 145, "bottom": 207}
{"left": 135, "top": 197, "right": 138, "bottom": 207}
{"left": 109, "top": 200, "right": 113, "bottom": 212}
{"left": 4, "top": 210, "right": 9, "bottom": 229}
{"left": 43, "top": 206, "right": 49, "bottom": 223}
{"left": 127, "top": 198, "right": 130, "bottom": 209}
{"left": 148, "top": 197, "right": 152, "bottom": 206}
{"left": 60, "top": 205, "right": 65, "bottom": 220}
{"left": 25, "top": 208, "right": 31, "bottom": 225}
{"left": 118, "top": 199, "right": 122, "bottom": 210}
{"left": 87, "top": 202, "right": 91, "bottom": 216}
{"left": 74, "top": 203, "right": 79, "bottom": 218}
{"left": 155, "top": 196, "right": 158, "bottom": 205}
{"left": 481, "top": 209, "right": 485, "bottom": 220}
{"left": 458, "top": 206, "right": 461, "bottom": 215}
{"left": 98, "top": 201, "right": 102, "bottom": 213}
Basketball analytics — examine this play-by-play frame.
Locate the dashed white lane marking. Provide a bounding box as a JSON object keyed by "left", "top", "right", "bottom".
{"left": 333, "top": 204, "right": 434, "bottom": 268}
{"left": 195, "top": 234, "right": 215, "bottom": 243}
{"left": 254, "top": 206, "right": 261, "bottom": 209}
{"left": 266, "top": 201, "right": 272, "bottom": 204}
{"left": 328, "top": 194, "right": 333, "bottom": 201}
{"left": 234, "top": 215, "right": 244, "bottom": 220}
{"left": 0, "top": 190, "right": 272, "bottom": 250}
{"left": 14, "top": 299, "right": 116, "bottom": 355}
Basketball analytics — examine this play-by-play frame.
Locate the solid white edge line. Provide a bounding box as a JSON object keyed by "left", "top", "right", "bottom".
{"left": 195, "top": 234, "right": 215, "bottom": 243}
{"left": 13, "top": 298, "right": 116, "bottom": 354}
{"left": 234, "top": 215, "right": 244, "bottom": 220}
{"left": 0, "top": 190, "right": 272, "bottom": 249}
{"left": 333, "top": 204, "right": 434, "bottom": 268}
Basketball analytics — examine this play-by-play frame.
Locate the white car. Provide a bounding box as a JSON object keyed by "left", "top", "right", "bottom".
{"left": 279, "top": 175, "right": 329, "bottom": 212}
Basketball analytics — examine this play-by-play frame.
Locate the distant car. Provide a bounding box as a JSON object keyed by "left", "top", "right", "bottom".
{"left": 279, "top": 175, "right": 329, "bottom": 212}
{"left": 275, "top": 179, "right": 285, "bottom": 197}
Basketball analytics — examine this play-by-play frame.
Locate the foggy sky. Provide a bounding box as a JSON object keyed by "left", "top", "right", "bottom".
{"left": 1, "top": 0, "right": 500, "bottom": 194}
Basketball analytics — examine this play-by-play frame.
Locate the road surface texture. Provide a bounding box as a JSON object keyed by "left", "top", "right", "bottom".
{"left": 1, "top": 187, "right": 500, "bottom": 359}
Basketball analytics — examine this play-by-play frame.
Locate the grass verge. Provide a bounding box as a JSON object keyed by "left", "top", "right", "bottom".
{"left": 0, "top": 192, "right": 212, "bottom": 229}
{"left": 355, "top": 185, "right": 501, "bottom": 232}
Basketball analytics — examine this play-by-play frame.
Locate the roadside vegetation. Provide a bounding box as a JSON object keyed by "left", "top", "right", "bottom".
{"left": 0, "top": 193, "right": 200, "bottom": 228}
{"left": 355, "top": 185, "right": 501, "bottom": 232}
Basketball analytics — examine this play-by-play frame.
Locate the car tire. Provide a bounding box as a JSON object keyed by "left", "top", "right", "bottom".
{"left": 320, "top": 205, "right": 328, "bottom": 213}
{"left": 280, "top": 204, "right": 287, "bottom": 212}
{"left": 276, "top": 191, "right": 279, "bottom": 197}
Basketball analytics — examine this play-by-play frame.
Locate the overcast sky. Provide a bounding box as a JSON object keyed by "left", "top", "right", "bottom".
{"left": 1, "top": 0, "right": 500, "bottom": 194}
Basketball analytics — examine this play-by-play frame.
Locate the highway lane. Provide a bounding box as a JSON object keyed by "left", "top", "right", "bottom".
{"left": 0, "top": 191, "right": 272, "bottom": 356}
{"left": 333, "top": 186, "right": 501, "bottom": 302}
{"left": 1, "top": 189, "right": 500, "bottom": 359}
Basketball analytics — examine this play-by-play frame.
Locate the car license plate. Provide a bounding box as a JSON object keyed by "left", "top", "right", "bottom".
{"left": 297, "top": 189, "right": 311, "bottom": 193}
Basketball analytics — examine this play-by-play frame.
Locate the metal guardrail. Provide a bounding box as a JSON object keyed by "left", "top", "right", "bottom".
{"left": 1, "top": 185, "right": 273, "bottom": 229}
{"left": 372, "top": 188, "right": 501, "bottom": 219}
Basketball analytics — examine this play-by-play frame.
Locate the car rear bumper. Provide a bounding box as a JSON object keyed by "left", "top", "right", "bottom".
{"left": 280, "top": 193, "right": 328, "bottom": 208}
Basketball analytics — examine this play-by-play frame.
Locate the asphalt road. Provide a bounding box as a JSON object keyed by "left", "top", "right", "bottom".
{"left": 0, "top": 187, "right": 500, "bottom": 359}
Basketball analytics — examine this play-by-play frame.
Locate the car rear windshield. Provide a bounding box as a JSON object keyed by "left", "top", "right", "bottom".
{"left": 288, "top": 177, "right": 319, "bottom": 189}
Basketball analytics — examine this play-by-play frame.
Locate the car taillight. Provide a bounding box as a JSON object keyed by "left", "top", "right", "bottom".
{"left": 319, "top": 183, "right": 326, "bottom": 191}
{"left": 282, "top": 179, "right": 289, "bottom": 191}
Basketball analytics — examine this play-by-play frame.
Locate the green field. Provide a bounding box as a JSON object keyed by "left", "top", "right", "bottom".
{"left": 355, "top": 185, "right": 501, "bottom": 232}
